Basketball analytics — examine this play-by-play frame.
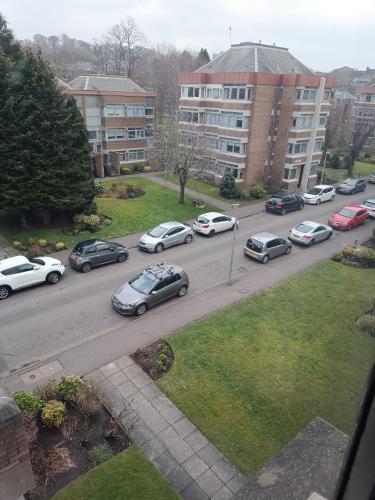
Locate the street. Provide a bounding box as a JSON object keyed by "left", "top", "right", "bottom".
{"left": 1, "top": 187, "right": 374, "bottom": 383}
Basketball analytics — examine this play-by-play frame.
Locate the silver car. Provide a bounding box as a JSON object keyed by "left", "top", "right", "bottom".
{"left": 360, "top": 199, "right": 375, "bottom": 218}
{"left": 111, "top": 262, "right": 189, "bottom": 316}
{"left": 243, "top": 232, "right": 292, "bottom": 264}
{"left": 138, "top": 221, "right": 194, "bottom": 253}
{"left": 288, "top": 221, "right": 333, "bottom": 246}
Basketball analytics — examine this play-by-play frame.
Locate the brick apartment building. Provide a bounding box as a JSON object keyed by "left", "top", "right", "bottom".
{"left": 66, "top": 76, "right": 157, "bottom": 177}
{"left": 178, "top": 42, "right": 335, "bottom": 191}
{"left": 353, "top": 85, "right": 375, "bottom": 154}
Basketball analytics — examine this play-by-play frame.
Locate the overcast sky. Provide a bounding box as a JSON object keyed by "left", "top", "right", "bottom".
{"left": 1, "top": 0, "right": 373, "bottom": 72}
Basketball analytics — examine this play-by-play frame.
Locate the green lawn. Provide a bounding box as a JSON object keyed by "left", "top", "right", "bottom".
{"left": 52, "top": 445, "right": 178, "bottom": 500}
{"left": 155, "top": 173, "right": 267, "bottom": 207}
{"left": 320, "top": 160, "right": 375, "bottom": 183}
{"left": 0, "top": 177, "right": 217, "bottom": 249}
{"left": 157, "top": 261, "right": 375, "bottom": 475}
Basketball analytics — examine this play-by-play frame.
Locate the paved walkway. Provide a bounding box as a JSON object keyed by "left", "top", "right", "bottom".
{"left": 88, "top": 356, "right": 247, "bottom": 499}
{"left": 0, "top": 233, "right": 19, "bottom": 260}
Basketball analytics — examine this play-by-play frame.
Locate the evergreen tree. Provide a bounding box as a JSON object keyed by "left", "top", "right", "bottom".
{"left": 196, "top": 48, "right": 210, "bottom": 69}
{"left": 220, "top": 174, "right": 237, "bottom": 199}
{"left": 0, "top": 15, "right": 96, "bottom": 227}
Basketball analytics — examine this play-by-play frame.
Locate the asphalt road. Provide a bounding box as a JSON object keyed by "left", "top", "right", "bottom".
{"left": 1, "top": 187, "right": 374, "bottom": 381}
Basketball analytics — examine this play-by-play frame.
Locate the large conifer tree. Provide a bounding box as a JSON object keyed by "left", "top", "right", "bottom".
{"left": 0, "top": 14, "right": 96, "bottom": 227}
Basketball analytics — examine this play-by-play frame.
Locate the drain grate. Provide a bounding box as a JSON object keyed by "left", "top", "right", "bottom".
{"left": 238, "top": 266, "right": 248, "bottom": 273}
{"left": 239, "top": 288, "right": 250, "bottom": 294}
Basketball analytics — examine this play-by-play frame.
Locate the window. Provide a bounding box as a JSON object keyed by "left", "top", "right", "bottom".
{"left": 106, "top": 129, "right": 125, "bottom": 140}
{"left": 127, "top": 105, "right": 145, "bottom": 117}
{"left": 205, "top": 135, "right": 218, "bottom": 150}
{"left": 284, "top": 167, "right": 298, "bottom": 180}
{"left": 314, "top": 139, "right": 323, "bottom": 152}
{"left": 85, "top": 246, "right": 97, "bottom": 254}
{"left": 128, "top": 128, "right": 145, "bottom": 139}
{"left": 216, "top": 161, "right": 239, "bottom": 179}
{"left": 180, "top": 108, "right": 199, "bottom": 123}
{"left": 296, "top": 88, "right": 316, "bottom": 101}
{"left": 146, "top": 97, "right": 154, "bottom": 107}
{"left": 292, "top": 114, "right": 313, "bottom": 129}
{"left": 206, "top": 87, "right": 222, "bottom": 99}
{"left": 88, "top": 131, "right": 97, "bottom": 140}
{"left": 223, "top": 86, "right": 251, "bottom": 100}
{"left": 309, "top": 162, "right": 319, "bottom": 176}
{"left": 105, "top": 105, "right": 124, "bottom": 117}
{"left": 366, "top": 95, "right": 372, "bottom": 103}
{"left": 323, "top": 90, "right": 331, "bottom": 101}
{"left": 288, "top": 141, "right": 308, "bottom": 155}
{"left": 96, "top": 244, "right": 111, "bottom": 253}
{"left": 117, "top": 151, "right": 126, "bottom": 161}
{"left": 145, "top": 108, "right": 154, "bottom": 116}
{"left": 1, "top": 266, "right": 21, "bottom": 276}
{"left": 85, "top": 95, "right": 100, "bottom": 107}
{"left": 128, "top": 150, "right": 146, "bottom": 161}
{"left": 319, "top": 114, "right": 327, "bottom": 127}
{"left": 219, "top": 138, "right": 246, "bottom": 155}
{"left": 221, "top": 112, "right": 249, "bottom": 129}
{"left": 206, "top": 112, "right": 221, "bottom": 126}
{"left": 181, "top": 86, "right": 200, "bottom": 98}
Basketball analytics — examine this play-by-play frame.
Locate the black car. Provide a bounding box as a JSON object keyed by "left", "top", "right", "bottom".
{"left": 336, "top": 178, "right": 367, "bottom": 194}
{"left": 265, "top": 191, "right": 304, "bottom": 215}
{"left": 69, "top": 239, "right": 129, "bottom": 272}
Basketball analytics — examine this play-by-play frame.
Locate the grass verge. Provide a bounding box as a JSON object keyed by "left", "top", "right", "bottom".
{"left": 52, "top": 445, "right": 178, "bottom": 500}
{"left": 157, "top": 261, "right": 375, "bottom": 475}
{"left": 320, "top": 161, "right": 375, "bottom": 183}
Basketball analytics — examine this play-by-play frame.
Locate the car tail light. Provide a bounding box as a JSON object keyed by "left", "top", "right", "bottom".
{"left": 276, "top": 201, "right": 284, "bottom": 206}
{"left": 202, "top": 224, "right": 209, "bottom": 228}
{"left": 302, "top": 235, "right": 311, "bottom": 241}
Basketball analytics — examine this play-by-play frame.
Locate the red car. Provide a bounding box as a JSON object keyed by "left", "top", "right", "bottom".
{"left": 328, "top": 205, "right": 369, "bottom": 230}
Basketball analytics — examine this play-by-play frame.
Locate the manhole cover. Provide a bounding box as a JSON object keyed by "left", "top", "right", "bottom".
{"left": 238, "top": 266, "right": 248, "bottom": 273}
{"left": 239, "top": 289, "right": 250, "bottom": 294}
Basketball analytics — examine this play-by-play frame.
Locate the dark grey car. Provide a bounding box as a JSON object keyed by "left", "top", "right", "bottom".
{"left": 111, "top": 262, "right": 189, "bottom": 316}
{"left": 69, "top": 239, "right": 129, "bottom": 272}
{"left": 336, "top": 178, "right": 367, "bottom": 194}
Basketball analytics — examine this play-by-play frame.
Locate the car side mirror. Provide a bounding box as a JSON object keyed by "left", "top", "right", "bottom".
{"left": 33, "top": 266, "right": 40, "bottom": 271}
{"left": 163, "top": 234, "right": 169, "bottom": 238}
{"left": 151, "top": 290, "right": 157, "bottom": 295}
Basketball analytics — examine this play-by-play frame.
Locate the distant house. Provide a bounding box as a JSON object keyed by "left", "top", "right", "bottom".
{"left": 353, "top": 84, "right": 375, "bottom": 154}
{"left": 65, "top": 75, "right": 157, "bottom": 177}
{"left": 329, "top": 89, "right": 356, "bottom": 149}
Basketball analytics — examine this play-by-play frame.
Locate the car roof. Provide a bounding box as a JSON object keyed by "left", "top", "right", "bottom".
{"left": 311, "top": 184, "right": 333, "bottom": 189}
{"left": 198, "top": 212, "right": 225, "bottom": 219}
{"left": 0, "top": 255, "right": 29, "bottom": 271}
{"left": 144, "top": 262, "right": 184, "bottom": 278}
{"left": 362, "top": 198, "right": 375, "bottom": 203}
{"left": 76, "top": 239, "right": 105, "bottom": 247}
{"left": 295, "top": 221, "right": 322, "bottom": 229}
{"left": 271, "top": 191, "right": 295, "bottom": 198}
{"left": 158, "top": 221, "right": 185, "bottom": 229}
{"left": 341, "top": 205, "right": 363, "bottom": 211}
{"left": 249, "top": 232, "right": 280, "bottom": 242}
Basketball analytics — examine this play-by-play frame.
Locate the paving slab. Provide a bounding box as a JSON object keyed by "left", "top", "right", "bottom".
{"left": 140, "top": 436, "right": 167, "bottom": 460}
{"left": 153, "top": 450, "right": 180, "bottom": 476}
{"left": 198, "top": 443, "right": 224, "bottom": 467}
{"left": 108, "top": 370, "right": 129, "bottom": 386}
{"left": 165, "top": 464, "right": 194, "bottom": 493}
{"left": 182, "top": 454, "right": 209, "bottom": 480}
{"left": 196, "top": 469, "right": 224, "bottom": 497}
{"left": 185, "top": 429, "right": 209, "bottom": 452}
{"left": 168, "top": 439, "right": 195, "bottom": 464}
{"left": 173, "top": 416, "right": 197, "bottom": 438}
{"left": 181, "top": 482, "right": 209, "bottom": 500}
{"left": 212, "top": 486, "right": 234, "bottom": 500}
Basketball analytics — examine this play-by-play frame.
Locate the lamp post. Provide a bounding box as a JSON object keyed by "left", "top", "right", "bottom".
{"left": 321, "top": 150, "right": 328, "bottom": 184}
{"left": 228, "top": 201, "right": 240, "bottom": 284}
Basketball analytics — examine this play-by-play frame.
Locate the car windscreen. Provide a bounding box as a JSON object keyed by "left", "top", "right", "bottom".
{"left": 342, "top": 179, "right": 356, "bottom": 186}
{"left": 295, "top": 224, "right": 314, "bottom": 233}
{"left": 269, "top": 197, "right": 283, "bottom": 203}
{"left": 196, "top": 217, "right": 209, "bottom": 224}
{"left": 307, "top": 188, "right": 321, "bottom": 195}
{"left": 338, "top": 208, "right": 356, "bottom": 218}
{"left": 148, "top": 226, "right": 166, "bottom": 238}
{"left": 246, "top": 238, "right": 263, "bottom": 253}
{"left": 73, "top": 244, "right": 84, "bottom": 255}
{"left": 28, "top": 257, "right": 45, "bottom": 266}
{"left": 363, "top": 200, "right": 375, "bottom": 208}
{"left": 129, "top": 273, "right": 156, "bottom": 294}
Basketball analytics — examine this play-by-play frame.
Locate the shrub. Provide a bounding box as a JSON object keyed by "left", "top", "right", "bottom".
{"left": 13, "top": 391, "right": 42, "bottom": 416}
{"left": 41, "top": 400, "right": 66, "bottom": 428}
{"left": 250, "top": 184, "right": 267, "bottom": 199}
{"left": 357, "top": 314, "right": 375, "bottom": 337}
{"left": 143, "top": 165, "right": 152, "bottom": 173}
{"left": 28, "top": 244, "right": 44, "bottom": 257}
{"left": 220, "top": 174, "right": 238, "bottom": 199}
{"left": 73, "top": 214, "right": 101, "bottom": 233}
{"left": 55, "top": 242, "right": 65, "bottom": 251}
{"left": 13, "top": 240, "right": 22, "bottom": 248}
{"left": 358, "top": 248, "right": 375, "bottom": 267}
{"left": 120, "top": 166, "right": 132, "bottom": 175}
{"left": 88, "top": 443, "right": 114, "bottom": 465}
{"left": 24, "top": 415, "right": 39, "bottom": 448}
{"left": 37, "top": 239, "right": 47, "bottom": 247}
{"left": 342, "top": 247, "right": 354, "bottom": 259}
{"left": 94, "top": 183, "right": 105, "bottom": 196}
{"left": 159, "top": 353, "right": 168, "bottom": 366}
{"left": 27, "top": 238, "right": 34, "bottom": 246}
{"left": 34, "top": 380, "right": 59, "bottom": 402}
{"left": 154, "top": 360, "right": 164, "bottom": 371}
{"left": 331, "top": 252, "right": 343, "bottom": 262}
{"left": 132, "top": 162, "right": 145, "bottom": 173}
{"left": 58, "top": 375, "right": 86, "bottom": 403}
{"left": 75, "top": 387, "right": 101, "bottom": 417}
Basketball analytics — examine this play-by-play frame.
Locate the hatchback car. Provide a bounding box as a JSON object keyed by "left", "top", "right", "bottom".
{"left": 302, "top": 185, "right": 335, "bottom": 205}
{"left": 336, "top": 178, "right": 367, "bottom": 194}
{"left": 0, "top": 255, "right": 65, "bottom": 300}
{"left": 328, "top": 205, "right": 369, "bottom": 230}
{"left": 265, "top": 192, "right": 304, "bottom": 215}
{"left": 138, "top": 222, "right": 193, "bottom": 253}
{"left": 288, "top": 221, "right": 333, "bottom": 246}
{"left": 69, "top": 239, "right": 129, "bottom": 272}
{"left": 192, "top": 212, "right": 238, "bottom": 236}
{"left": 360, "top": 199, "right": 375, "bottom": 218}
{"left": 111, "top": 262, "right": 189, "bottom": 316}
{"left": 243, "top": 232, "right": 292, "bottom": 264}
{"left": 368, "top": 173, "right": 375, "bottom": 184}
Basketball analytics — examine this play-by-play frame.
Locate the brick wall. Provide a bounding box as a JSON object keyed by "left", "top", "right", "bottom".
{"left": 0, "top": 398, "right": 35, "bottom": 499}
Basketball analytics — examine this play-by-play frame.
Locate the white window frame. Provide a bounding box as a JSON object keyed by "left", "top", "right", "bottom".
{"left": 288, "top": 140, "right": 308, "bottom": 155}
{"left": 314, "top": 139, "right": 323, "bottom": 152}
{"left": 128, "top": 150, "right": 146, "bottom": 161}
{"left": 283, "top": 166, "right": 298, "bottom": 181}
{"left": 181, "top": 86, "right": 200, "bottom": 98}
{"left": 309, "top": 162, "right": 319, "bottom": 176}
{"left": 105, "top": 104, "right": 125, "bottom": 117}
{"left": 106, "top": 128, "right": 125, "bottom": 141}
{"left": 128, "top": 128, "right": 145, "bottom": 140}
{"left": 127, "top": 105, "right": 145, "bottom": 117}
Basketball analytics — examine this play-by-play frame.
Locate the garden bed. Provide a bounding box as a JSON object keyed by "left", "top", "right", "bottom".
{"left": 131, "top": 340, "right": 173, "bottom": 380}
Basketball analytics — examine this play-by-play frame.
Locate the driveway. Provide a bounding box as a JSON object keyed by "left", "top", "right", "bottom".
{"left": 1, "top": 186, "right": 374, "bottom": 389}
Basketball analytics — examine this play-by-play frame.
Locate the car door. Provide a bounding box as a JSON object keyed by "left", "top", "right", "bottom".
{"left": 266, "top": 239, "right": 278, "bottom": 258}
{"left": 322, "top": 188, "right": 330, "bottom": 202}
{"left": 172, "top": 226, "right": 186, "bottom": 245}
{"left": 12, "top": 263, "right": 42, "bottom": 289}
{"left": 284, "top": 196, "right": 294, "bottom": 212}
{"left": 273, "top": 238, "right": 288, "bottom": 256}
{"left": 96, "top": 243, "right": 116, "bottom": 264}
{"left": 211, "top": 216, "right": 224, "bottom": 232}
{"left": 222, "top": 216, "right": 234, "bottom": 231}
{"left": 312, "top": 225, "right": 327, "bottom": 242}
{"left": 162, "top": 228, "right": 177, "bottom": 248}
{"left": 355, "top": 209, "right": 367, "bottom": 226}
{"left": 148, "top": 278, "right": 170, "bottom": 306}
{"left": 83, "top": 245, "right": 99, "bottom": 266}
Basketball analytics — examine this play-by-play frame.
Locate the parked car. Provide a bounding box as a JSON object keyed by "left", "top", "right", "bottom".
{"left": 360, "top": 199, "right": 375, "bottom": 218}
{"left": 0, "top": 255, "right": 65, "bottom": 300}
{"left": 138, "top": 222, "right": 193, "bottom": 253}
{"left": 302, "top": 185, "right": 335, "bottom": 205}
{"left": 328, "top": 205, "right": 369, "bottom": 230}
{"left": 111, "top": 262, "right": 189, "bottom": 316}
{"left": 192, "top": 212, "right": 238, "bottom": 237}
{"left": 265, "top": 191, "right": 304, "bottom": 215}
{"left": 243, "top": 232, "right": 292, "bottom": 264}
{"left": 336, "top": 178, "right": 367, "bottom": 194}
{"left": 368, "top": 173, "right": 375, "bottom": 184}
{"left": 288, "top": 221, "right": 333, "bottom": 246}
{"left": 69, "top": 239, "right": 128, "bottom": 272}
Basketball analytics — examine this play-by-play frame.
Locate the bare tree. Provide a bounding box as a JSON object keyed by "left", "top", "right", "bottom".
{"left": 347, "top": 114, "right": 375, "bottom": 176}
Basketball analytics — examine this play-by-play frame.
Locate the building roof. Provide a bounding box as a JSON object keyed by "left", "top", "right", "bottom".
{"left": 334, "top": 89, "right": 356, "bottom": 100}
{"left": 55, "top": 77, "right": 71, "bottom": 90}
{"left": 195, "top": 42, "right": 312, "bottom": 75}
{"left": 69, "top": 75, "right": 145, "bottom": 93}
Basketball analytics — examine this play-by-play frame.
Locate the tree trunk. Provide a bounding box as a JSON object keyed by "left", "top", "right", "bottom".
{"left": 179, "top": 181, "right": 185, "bottom": 204}
{"left": 347, "top": 150, "right": 355, "bottom": 177}
{"left": 38, "top": 209, "right": 51, "bottom": 226}
{"left": 18, "top": 210, "right": 28, "bottom": 230}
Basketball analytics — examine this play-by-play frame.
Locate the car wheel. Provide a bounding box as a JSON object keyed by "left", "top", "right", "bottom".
{"left": 298, "top": 202, "right": 304, "bottom": 210}
{"left": 351, "top": 189, "right": 355, "bottom": 195}
{"left": 327, "top": 231, "right": 333, "bottom": 240}
{"left": 363, "top": 185, "right": 366, "bottom": 191}
{"left": 81, "top": 262, "right": 92, "bottom": 273}
{"left": 261, "top": 254, "right": 269, "bottom": 264}
{"left": 0, "top": 285, "right": 11, "bottom": 300}
{"left": 316, "top": 199, "right": 321, "bottom": 206}
{"left": 46, "top": 271, "right": 60, "bottom": 284}
{"left": 154, "top": 243, "right": 164, "bottom": 253}
{"left": 309, "top": 238, "right": 315, "bottom": 246}
{"left": 285, "top": 246, "right": 292, "bottom": 255}
{"left": 184, "top": 234, "right": 193, "bottom": 244}
{"left": 177, "top": 285, "right": 187, "bottom": 297}
{"left": 330, "top": 195, "right": 335, "bottom": 201}
{"left": 281, "top": 208, "right": 286, "bottom": 216}
{"left": 363, "top": 218, "right": 369, "bottom": 225}
{"left": 208, "top": 229, "right": 215, "bottom": 237}
{"left": 117, "top": 253, "right": 128, "bottom": 263}
{"left": 135, "top": 303, "right": 147, "bottom": 316}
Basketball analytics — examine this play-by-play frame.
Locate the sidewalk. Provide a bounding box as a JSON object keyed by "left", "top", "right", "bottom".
{"left": 88, "top": 355, "right": 247, "bottom": 499}
{"left": 0, "top": 233, "right": 20, "bottom": 260}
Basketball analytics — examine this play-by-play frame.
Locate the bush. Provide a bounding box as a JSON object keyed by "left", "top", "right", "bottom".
{"left": 358, "top": 248, "right": 375, "bottom": 267}
{"left": 34, "top": 380, "right": 59, "bottom": 402}
{"left": 132, "top": 162, "right": 145, "bottom": 173}
{"left": 88, "top": 443, "right": 114, "bottom": 465}
{"left": 58, "top": 375, "right": 86, "bottom": 403}
{"left": 94, "top": 183, "right": 105, "bottom": 196}
{"left": 143, "top": 165, "right": 152, "bottom": 173}
{"left": 41, "top": 400, "right": 66, "bottom": 428}
{"left": 111, "top": 182, "right": 119, "bottom": 189}
{"left": 120, "top": 166, "right": 132, "bottom": 175}
{"left": 331, "top": 252, "right": 343, "bottom": 262}
{"left": 357, "top": 314, "right": 375, "bottom": 337}
{"left": 12, "top": 240, "right": 22, "bottom": 248}
{"left": 37, "top": 239, "right": 47, "bottom": 247}
{"left": 154, "top": 360, "right": 164, "bottom": 371}
{"left": 55, "top": 242, "right": 65, "bottom": 251}
{"left": 28, "top": 244, "right": 44, "bottom": 257}
{"left": 74, "top": 384, "right": 101, "bottom": 417}
{"left": 13, "top": 391, "right": 42, "bottom": 416}
{"left": 27, "top": 238, "right": 34, "bottom": 246}
{"left": 159, "top": 353, "right": 168, "bottom": 366}
{"left": 72, "top": 214, "right": 101, "bottom": 233}
{"left": 342, "top": 247, "right": 354, "bottom": 259}
{"left": 249, "top": 184, "right": 267, "bottom": 199}
{"left": 220, "top": 174, "right": 238, "bottom": 199}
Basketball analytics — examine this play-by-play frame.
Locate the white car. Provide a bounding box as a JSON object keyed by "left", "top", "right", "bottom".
{"left": 192, "top": 212, "right": 238, "bottom": 236}
{"left": 302, "top": 185, "right": 335, "bottom": 205}
{"left": 360, "top": 198, "right": 375, "bottom": 218}
{"left": 0, "top": 255, "right": 65, "bottom": 300}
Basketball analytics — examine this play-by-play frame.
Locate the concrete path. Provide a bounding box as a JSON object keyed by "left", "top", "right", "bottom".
{"left": 88, "top": 356, "right": 247, "bottom": 499}
{"left": 0, "top": 233, "right": 19, "bottom": 260}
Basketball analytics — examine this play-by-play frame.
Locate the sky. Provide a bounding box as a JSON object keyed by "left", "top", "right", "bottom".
{"left": 0, "top": 0, "right": 374, "bottom": 72}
